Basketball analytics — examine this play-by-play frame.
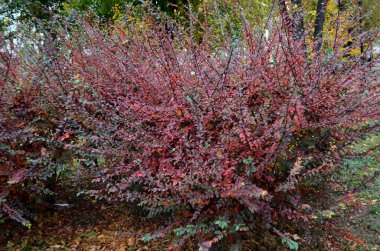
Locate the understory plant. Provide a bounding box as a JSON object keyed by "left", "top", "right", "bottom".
{"left": 1, "top": 1, "right": 379, "bottom": 250}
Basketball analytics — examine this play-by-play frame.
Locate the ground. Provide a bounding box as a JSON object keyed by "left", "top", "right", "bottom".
{"left": 326, "top": 133, "right": 380, "bottom": 250}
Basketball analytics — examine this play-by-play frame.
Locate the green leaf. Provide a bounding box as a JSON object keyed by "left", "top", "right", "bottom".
{"left": 215, "top": 218, "right": 229, "bottom": 230}
{"left": 97, "top": 156, "right": 105, "bottom": 166}
{"left": 282, "top": 237, "right": 299, "bottom": 251}
{"left": 233, "top": 223, "right": 245, "bottom": 233}
{"left": 73, "top": 159, "right": 81, "bottom": 169}
{"left": 84, "top": 231, "right": 97, "bottom": 240}
{"left": 243, "top": 156, "right": 254, "bottom": 165}
{"left": 56, "top": 165, "right": 68, "bottom": 177}
{"left": 6, "top": 241, "right": 15, "bottom": 248}
{"left": 141, "top": 233, "right": 154, "bottom": 242}
{"left": 174, "top": 227, "right": 186, "bottom": 236}
{"left": 76, "top": 190, "right": 86, "bottom": 197}
{"left": 137, "top": 200, "right": 148, "bottom": 207}
{"left": 322, "top": 210, "right": 335, "bottom": 219}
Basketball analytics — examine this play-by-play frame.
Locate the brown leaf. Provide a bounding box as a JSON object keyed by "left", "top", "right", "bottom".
{"left": 293, "top": 234, "right": 301, "bottom": 240}
{"left": 290, "top": 156, "right": 303, "bottom": 176}
{"left": 97, "top": 234, "right": 107, "bottom": 243}
{"left": 70, "top": 239, "right": 80, "bottom": 248}
{"left": 127, "top": 237, "right": 135, "bottom": 247}
{"left": 117, "top": 244, "right": 126, "bottom": 251}
{"left": 260, "top": 190, "right": 269, "bottom": 197}
{"left": 175, "top": 108, "right": 183, "bottom": 117}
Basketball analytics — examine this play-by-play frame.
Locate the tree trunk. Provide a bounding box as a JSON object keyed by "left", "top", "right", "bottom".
{"left": 358, "top": 0, "right": 364, "bottom": 54}
{"left": 278, "top": 0, "right": 293, "bottom": 34}
{"left": 338, "top": 0, "right": 346, "bottom": 11}
{"left": 314, "top": 0, "right": 328, "bottom": 51}
{"left": 278, "top": 0, "right": 305, "bottom": 46}
{"left": 291, "top": 0, "right": 305, "bottom": 42}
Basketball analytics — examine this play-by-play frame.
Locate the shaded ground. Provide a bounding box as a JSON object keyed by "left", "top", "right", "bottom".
{"left": 1, "top": 134, "right": 379, "bottom": 251}
{"left": 1, "top": 194, "right": 168, "bottom": 251}
{"left": 325, "top": 133, "right": 380, "bottom": 250}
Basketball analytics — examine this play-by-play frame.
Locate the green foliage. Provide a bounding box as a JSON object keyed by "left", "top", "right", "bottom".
{"left": 232, "top": 223, "right": 245, "bottom": 233}
{"left": 0, "top": 0, "right": 65, "bottom": 31}
{"left": 214, "top": 217, "right": 229, "bottom": 230}
{"left": 62, "top": 0, "right": 131, "bottom": 21}
{"left": 141, "top": 233, "right": 154, "bottom": 242}
{"left": 174, "top": 223, "right": 211, "bottom": 237}
{"left": 281, "top": 237, "right": 299, "bottom": 251}
{"left": 363, "top": 0, "right": 380, "bottom": 30}
{"left": 369, "top": 205, "right": 380, "bottom": 215}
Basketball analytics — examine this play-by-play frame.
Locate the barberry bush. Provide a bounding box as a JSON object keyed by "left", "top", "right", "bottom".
{"left": 0, "top": 29, "right": 97, "bottom": 227}
{"left": 1, "top": 2, "right": 379, "bottom": 249}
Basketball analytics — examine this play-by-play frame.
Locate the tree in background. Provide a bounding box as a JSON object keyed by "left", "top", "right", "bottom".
{"left": 314, "top": 0, "right": 328, "bottom": 51}
{"left": 0, "top": 0, "right": 204, "bottom": 31}
{"left": 0, "top": 0, "right": 65, "bottom": 31}
{"left": 291, "top": 0, "right": 305, "bottom": 42}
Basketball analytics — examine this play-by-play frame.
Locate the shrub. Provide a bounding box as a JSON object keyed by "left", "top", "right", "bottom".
{"left": 0, "top": 32, "right": 92, "bottom": 227}
{"left": 73, "top": 9, "right": 378, "bottom": 247}
{"left": 2, "top": 2, "right": 379, "bottom": 249}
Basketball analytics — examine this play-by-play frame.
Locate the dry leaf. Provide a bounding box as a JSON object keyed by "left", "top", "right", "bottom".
{"left": 261, "top": 190, "right": 268, "bottom": 197}
{"left": 117, "top": 244, "right": 126, "bottom": 251}
{"left": 293, "top": 234, "right": 301, "bottom": 240}
{"left": 290, "top": 156, "right": 303, "bottom": 176}
{"left": 127, "top": 237, "right": 135, "bottom": 247}
{"left": 369, "top": 200, "right": 377, "bottom": 205}
{"left": 97, "top": 234, "right": 107, "bottom": 243}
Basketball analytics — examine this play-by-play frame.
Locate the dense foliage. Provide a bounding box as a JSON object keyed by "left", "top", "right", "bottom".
{"left": 0, "top": 34, "right": 78, "bottom": 227}
{"left": 0, "top": 1, "right": 379, "bottom": 250}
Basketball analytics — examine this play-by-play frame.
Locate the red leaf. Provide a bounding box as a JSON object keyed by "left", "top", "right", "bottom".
{"left": 201, "top": 241, "right": 212, "bottom": 248}
{"left": 9, "top": 168, "right": 27, "bottom": 184}
{"left": 59, "top": 130, "right": 73, "bottom": 142}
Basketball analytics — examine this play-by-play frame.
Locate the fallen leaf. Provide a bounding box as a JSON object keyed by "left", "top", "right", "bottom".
{"left": 117, "top": 244, "right": 126, "bottom": 251}
{"left": 85, "top": 231, "right": 97, "bottom": 240}
{"left": 369, "top": 199, "right": 377, "bottom": 205}
{"left": 293, "top": 234, "right": 301, "bottom": 240}
{"left": 49, "top": 244, "right": 64, "bottom": 249}
{"left": 70, "top": 239, "right": 80, "bottom": 248}
{"left": 97, "top": 234, "right": 107, "bottom": 243}
{"left": 127, "top": 237, "right": 135, "bottom": 247}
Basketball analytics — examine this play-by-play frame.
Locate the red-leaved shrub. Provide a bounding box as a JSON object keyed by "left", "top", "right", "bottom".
{"left": 0, "top": 33, "right": 88, "bottom": 227}
{"left": 2, "top": 3, "right": 379, "bottom": 249}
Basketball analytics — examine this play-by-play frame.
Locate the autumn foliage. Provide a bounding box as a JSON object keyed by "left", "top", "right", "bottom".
{"left": 1, "top": 3, "right": 379, "bottom": 249}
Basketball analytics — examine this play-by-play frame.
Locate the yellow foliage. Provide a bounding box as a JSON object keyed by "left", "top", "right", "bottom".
{"left": 111, "top": 3, "right": 122, "bottom": 22}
